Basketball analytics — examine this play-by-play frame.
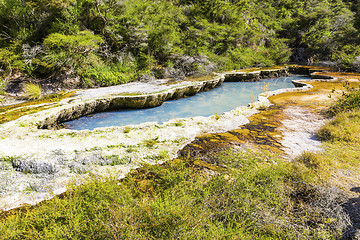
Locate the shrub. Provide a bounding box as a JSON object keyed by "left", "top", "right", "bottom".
{"left": 332, "top": 86, "right": 360, "bottom": 113}
{"left": 42, "top": 31, "right": 104, "bottom": 76}
{"left": 331, "top": 45, "right": 360, "bottom": 71}
{"left": 81, "top": 62, "right": 137, "bottom": 87}
{"left": 0, "top": 42, "right": 25, "bottom": 74}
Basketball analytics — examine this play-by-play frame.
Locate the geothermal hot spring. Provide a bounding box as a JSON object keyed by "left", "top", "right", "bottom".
{"left": 66, "top": 76, "right": 310, "bottom": 130}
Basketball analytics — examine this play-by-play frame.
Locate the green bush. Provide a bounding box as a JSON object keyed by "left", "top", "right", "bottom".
{"left": 24, "top": 58, "right": 55, "bottom": 78}
{"left": 42, "top": 31, "right": 104, "bottom": 75}
{"left": 81, "top": 62, "right": 137, "bottom": 87}
{"left": 333, "top": 86, "right": 360, "bottom": 112}
{"left": 331, "top": 44, "right": 360, "bottom": 71}
{"left": 0, "top": 42, "right": 24, "bottom": 74}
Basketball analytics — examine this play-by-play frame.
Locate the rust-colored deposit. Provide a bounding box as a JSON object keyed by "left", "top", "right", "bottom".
{"left": 269, "top": 80, "right": 360, "bottom": 110}
{"left": 179, "top": 106, "right": 285, "bottom": 163}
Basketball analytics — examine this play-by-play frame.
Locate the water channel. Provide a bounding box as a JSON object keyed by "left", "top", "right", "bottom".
{"left": 66, "top": 75, "right": 310, "bottom": 130}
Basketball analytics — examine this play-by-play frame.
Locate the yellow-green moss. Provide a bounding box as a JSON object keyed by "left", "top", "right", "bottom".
{"left": 0, "top": 92, "right": 74, "bottom": 125}
{"left": 269, "top": 81, "right": 360, "bottom": 110}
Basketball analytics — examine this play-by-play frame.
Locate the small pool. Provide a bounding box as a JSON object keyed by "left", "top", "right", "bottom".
{"left": 66, "top": 76, "right": 310, "bottom": 130}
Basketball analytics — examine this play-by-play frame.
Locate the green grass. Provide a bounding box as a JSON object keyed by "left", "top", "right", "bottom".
{"left": 122, "top": 126, "right": 132, "bottom": 133}
{"left": 318, "top": 110, "right": 360, "bottom": 143}
{"left": 318, "top": 85, "right": 360, "bottom": 143}
{"left": 0, "top": 78, "right": 6, "bottom": 94}
{"left": 0, "top": 149, "right": 347, "bottom": 239}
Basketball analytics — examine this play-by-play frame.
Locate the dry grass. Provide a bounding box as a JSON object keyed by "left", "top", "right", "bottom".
{"left": 22, "top": 82, "right": 42, "bottom": 100}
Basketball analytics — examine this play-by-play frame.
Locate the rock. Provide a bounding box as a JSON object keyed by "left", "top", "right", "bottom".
{"left": 76, "top": 151, "right": 112, "bottom": 166}
{"left": 260, "top": 69, "right": 288, "bottom": 79}
{"left": 288, "top": 66, "right": 311, "bottom": 75}
{"left": 12, "top": 158, "right": 58, "bottom": 174}
{"left": 225, "top": 71, "right": 261, "bottom": 82}
{"left": 310, "top": 72, "right": 336, "bottom": 80}
{"left": 291, "top": 80, "right": 309, "bottom": 88}
{"left": 352, "top": 56, "right": 360, "bottom": 72}
{"left": 224, "top": 67, "right": 289, "bottom": 82}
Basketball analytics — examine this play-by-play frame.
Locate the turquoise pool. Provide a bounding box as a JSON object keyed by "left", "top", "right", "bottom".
{"left": 66, "top": 75, "right": 310, "bottom": 130}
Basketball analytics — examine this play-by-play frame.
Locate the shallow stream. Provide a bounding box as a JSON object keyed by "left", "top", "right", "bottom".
{"left": 66, "top": 76, "right": 310, "bottom": 130}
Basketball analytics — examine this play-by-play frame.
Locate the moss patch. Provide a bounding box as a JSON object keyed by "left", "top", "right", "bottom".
{"left": 0, "top": 92, "right": 74, "bottom": 124}
{"left": 179, "top": 105, "right": 285, "bottom": 163}
{"left": 269, "top": 80, "right": 360, "bottom": 110}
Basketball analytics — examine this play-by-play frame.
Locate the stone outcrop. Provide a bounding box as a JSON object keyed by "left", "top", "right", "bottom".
{"left": 12, "top": 158, "right": 58, "bottom": 174}
{"left": 310, "top": 73, "right": 336, "bottom": 80}
{"left": 225, "top": 71, "right": 262, "bottom": 81}
{"left": 288, "top": 66, "right": 311, "bottom": 75}
{"left": 291, "top": 80, "right": 311, "bottom": 88}
{"left": 224, "top": 68, "right": 289, "bottom": 82}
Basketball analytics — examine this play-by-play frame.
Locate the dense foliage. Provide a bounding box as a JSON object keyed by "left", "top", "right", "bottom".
{"left": 0, "top": 0, "right": 359, "bottom": 87}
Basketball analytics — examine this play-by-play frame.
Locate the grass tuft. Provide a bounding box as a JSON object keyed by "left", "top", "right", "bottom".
{"left": 318, "top": 110, "right": 360, "bottom": 143}
{"left": 296, "top": 151, "right": 322, "bottom": 170}
{"left": 122, "top": 126, "right": 132, "bottom": 133}
{"left": 22, "top": 82, "right": 42, "bottom": 100}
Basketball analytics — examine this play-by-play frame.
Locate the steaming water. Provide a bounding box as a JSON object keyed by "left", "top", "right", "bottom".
{"left": 66, "top": 76, "right": 310, "bottom": 130}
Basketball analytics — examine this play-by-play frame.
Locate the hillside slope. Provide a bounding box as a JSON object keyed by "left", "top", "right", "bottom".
{"left": 0, "top": 0, "right": 359, "bottom": 91}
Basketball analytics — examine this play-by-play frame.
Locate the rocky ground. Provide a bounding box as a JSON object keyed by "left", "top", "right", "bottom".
{"left": 280, "top": 106, "right": 325, "bottom": 158}
{"left": 0, "top": 66, "right": 349, "bottom": 212}
{"left": 0, "top": 72, "right": 256, "bottom": 210}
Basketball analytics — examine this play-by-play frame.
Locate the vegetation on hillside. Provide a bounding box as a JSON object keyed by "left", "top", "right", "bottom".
{"left": 0, "top": 0, "right": 359, "bottom": 88}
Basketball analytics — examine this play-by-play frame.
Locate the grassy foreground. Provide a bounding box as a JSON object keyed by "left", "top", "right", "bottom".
{"left": 0, "top": 87, "right": 360, "bottom": 239}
